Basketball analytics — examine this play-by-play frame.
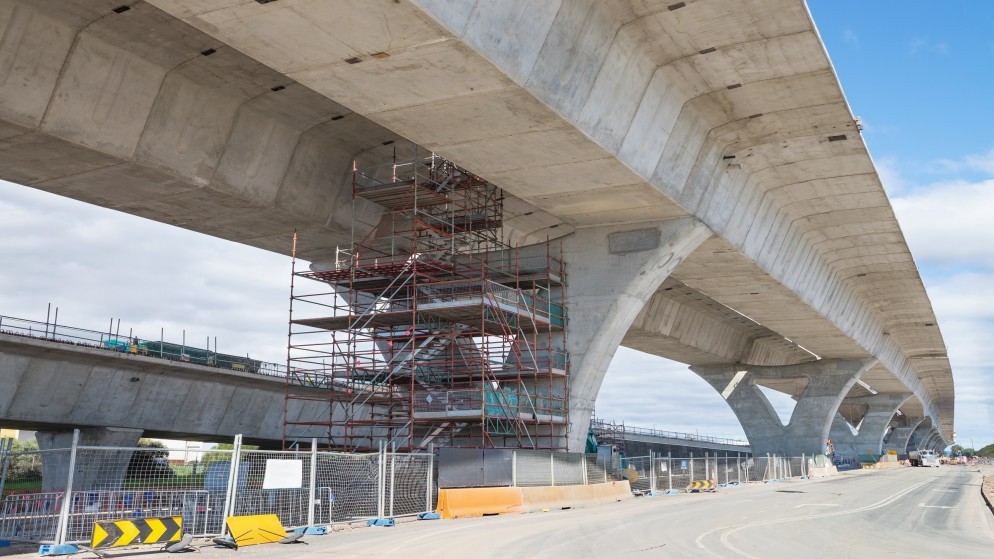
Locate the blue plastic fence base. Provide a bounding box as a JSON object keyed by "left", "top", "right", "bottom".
{"left": 292, "top": 526, "right": 329, "bottom": 535}
{"left": 417, "top": 512, "right": 441, "bottom": 520}
{"left": 367, "top": 518, "right": 395, "bottom": 527}
{"left": 38, "top": 544, "right": 79, "bottom": 556}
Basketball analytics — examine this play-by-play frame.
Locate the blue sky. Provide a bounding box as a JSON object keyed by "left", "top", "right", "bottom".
{"left": 1, "top": 2, "right": 991, "bottom": 450}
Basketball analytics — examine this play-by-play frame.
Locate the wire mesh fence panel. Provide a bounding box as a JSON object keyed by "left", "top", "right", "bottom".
{"left": 584, "top": 454, "right": 610, "bottom": 484}
{"left": 385, "top": 454, "right": 430, "bottom": 517}
{"left": 791, "top": 457, "right": 806, "bottom": 477}
{"left": 670, "top": 457, "right": 692, "bottom": 489}
{"left": 231, "top": 450, "right": 314, "bottom": 530}
{"left": 64, "top": 490, "right": 217, "bottom": 543}
{"left": 552, "top": 453, "right": 584, "bottom": 486}
{"left": 65, "top": 447, "right": 232, "bottom": 542}
{"left": 652, "top": 457, "right": 673, "bottom": 491}
{"left": 0, "top": 492, "right": 63, "bottom": 542}
{"left": 0, "top": 448, "right": 69, "bottom": 542}
{"left": 716, "top": 457, "right": 737, "bottom": 485}
{"left": 314, "top": 453, "right": 380, "bottom": 524}
{"left": 690, "top": 456, "right": 709, "bottom": 482}
{"left": 514, "top": 450, "right": 553, "bottom": 487}
{"left": 742, "top": 457, "right": 770, "bottom": 482}
{"left": 623, "top": 456, "right": 652, "bottom": 492}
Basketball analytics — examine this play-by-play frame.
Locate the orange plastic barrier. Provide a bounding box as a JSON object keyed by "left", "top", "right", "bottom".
{"left": 436, "top": 487, "right": 524, "bottom": 519}
{"left": 436, "top": 481, "right": 632, "bottom": 519}
{"left": 520, "top": 480, "right": 632, "bottom": 512}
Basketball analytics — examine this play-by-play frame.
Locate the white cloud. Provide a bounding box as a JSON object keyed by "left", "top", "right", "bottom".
{"left": 843, "top": 28, "right": 859, "bottom": 47}
{"left": 891, "top": 179, "right": 994, "bottom": 270}
{"left": 881, "top": 150, "right": 994, "bottom": 448}
{"left": 0, "top": 183, "right": 291, "bottom": 364}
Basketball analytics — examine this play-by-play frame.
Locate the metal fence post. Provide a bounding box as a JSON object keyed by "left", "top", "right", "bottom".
{"left": 801, "top": 453, "right": 806, "bottom": 478}
{"left": 512, "top": 450, "right": 517, "bottom": 487}
{"left": 220, "top": 434, "right": 243, "bottom": 533}
{"left": 550, "top": 452, "right": 555, "bottom": 487}
{"left": 389, "top": 443, "right": 396, "bottom": 518}
{"left": 667, "top": 452, "right": 672, "bottom": 491}
{"left": 737, "top": 455, "right": 741, "bottom": 483}
{"left": 377, "top": 442, "right": 385, "bottom": 519}
{"left": 426, "top": 444, "right": 434, "bottom": 513}
{"left": 649, "top": 451, "right": 655, "bottom": 492}
{"left": 307, "top": 439, "right": 317, "bottom": 527}
{"left": 0, "top": 438, "right": 12, "bottom": 499}
{"left": 55, "top": 429, "right": 80, "bottom": 545}
{"left": 689, "top": 453, "right": 694, "bottom": 484}
{"left": 581, "top": 453, "right": 588, "bottom": 485}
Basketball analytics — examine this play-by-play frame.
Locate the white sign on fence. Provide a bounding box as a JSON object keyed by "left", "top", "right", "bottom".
{"left": 262, "top": 459, "right": 303, "bottom": 489}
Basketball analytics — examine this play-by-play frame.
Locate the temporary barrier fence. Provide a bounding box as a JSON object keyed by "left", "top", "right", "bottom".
{"left": 0, "top": 434, "right": 433, "bottom": 545}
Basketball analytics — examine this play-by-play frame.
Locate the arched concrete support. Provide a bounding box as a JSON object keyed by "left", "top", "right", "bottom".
{"left": 829, "top": 393, "right": 911, "bottom": 456}
{"left": 36, "top": 427, "right": 143, "bottom": 492}
{"left": 921, "top": 429, "right": 945, "bottom": 452}
{"left": 563, "top": 218, "right": 713, "bottom": 451}
{"left": 691, "top": 358, "right": 877, "bottom": 456}
{"left": 882, "top": 415, "right": 925, "bottom": 455}
{"left": 907, "top": 422, "right": 937, "bottom": 451}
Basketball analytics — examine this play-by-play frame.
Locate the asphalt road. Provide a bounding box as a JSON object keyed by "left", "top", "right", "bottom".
{"left": 3, "top": 466, "right": 992, "bottom": 558}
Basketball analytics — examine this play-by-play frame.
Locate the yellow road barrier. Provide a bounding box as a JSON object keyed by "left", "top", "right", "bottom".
{"left": 225, "top": 514, "right": 287, "bottom": 547}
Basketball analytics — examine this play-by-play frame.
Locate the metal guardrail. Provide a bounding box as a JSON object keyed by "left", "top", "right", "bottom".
{"left": 0, "top": 314, "right": 287, "bottom": 381}
{"left": 590, "top": 419, "right": 750, "bottom": 447}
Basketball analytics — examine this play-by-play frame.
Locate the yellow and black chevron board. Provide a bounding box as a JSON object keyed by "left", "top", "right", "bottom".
{"left": 687, "top": 480, "right": 716, "bottom": 492}
{"left": 90, "top": 516, "right": 182, "bottom": 549}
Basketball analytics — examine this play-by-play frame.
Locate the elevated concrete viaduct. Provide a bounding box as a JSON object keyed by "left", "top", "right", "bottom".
{"left": 0, "top": 0, "right": 954, "bottom": 454}
{"left": 0, "top": 333, "right": 351, "bottom": 447}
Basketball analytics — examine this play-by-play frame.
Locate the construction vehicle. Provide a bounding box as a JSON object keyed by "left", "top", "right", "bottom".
{"left": 909, "top": 449, "right": 940, "bottom": 467}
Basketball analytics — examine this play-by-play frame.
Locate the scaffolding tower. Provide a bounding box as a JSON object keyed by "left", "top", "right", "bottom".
{"left": 283, "top": 154, "right": 569, "bottom": 451}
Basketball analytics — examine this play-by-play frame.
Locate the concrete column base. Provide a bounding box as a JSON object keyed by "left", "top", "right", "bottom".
{"left": 882, "top": 416, "right": 926, "bottom": 455}
{"left": 37, "top": 427, "right": 143, "bottom": 492}
{"left": 692, "top": 359, "right": 877, "bottom": 457}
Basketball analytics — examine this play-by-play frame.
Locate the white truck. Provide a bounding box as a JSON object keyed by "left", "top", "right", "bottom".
{"left": 909, "top": 449, "right": 940, "bottom": 467}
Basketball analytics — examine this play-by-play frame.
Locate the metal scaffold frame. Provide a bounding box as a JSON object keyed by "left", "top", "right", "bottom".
{"left": 283, "top": 152, "right": 569, "bottom": 452}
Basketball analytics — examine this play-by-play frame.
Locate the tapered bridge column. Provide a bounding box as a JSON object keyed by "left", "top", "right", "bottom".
{"left": 563, "top": 218, "right": 712, "bottom": 451}
{"left": 36, "top": 427, "right": 143, "bottom": 492}
{"left": 829, "top": 393, "right": 911, "bottom": 456}
{"left": 691, "top": 359, "right": 878, "bottom": 456}
{"left": 882, "top": 416, "right": 925, "bottom": 455}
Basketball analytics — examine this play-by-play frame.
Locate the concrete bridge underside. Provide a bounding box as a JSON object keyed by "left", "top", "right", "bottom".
{"left": 0, "top": 0, "right": 953, "bottom": 453}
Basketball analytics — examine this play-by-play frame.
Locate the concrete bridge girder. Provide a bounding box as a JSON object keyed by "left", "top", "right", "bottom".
{"left": 691, "top": 359, "right": 878, "bottom": 456}
{"left": 0, "top": 0, "right": 562, "bottom": 262}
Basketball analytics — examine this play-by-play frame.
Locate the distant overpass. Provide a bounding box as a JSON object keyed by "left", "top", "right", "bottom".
{"left": 0, "top": 0, "right": 954, "bottom": 455}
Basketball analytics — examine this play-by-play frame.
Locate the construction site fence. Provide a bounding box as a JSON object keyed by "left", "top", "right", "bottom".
{"left": 0, "top": 434, "right": 433, "bottom": 545}
{"left": 435, "top": 449, "right": 815, "bottom": 491}
{"left": 621, "top": 452, "right": 817, "bottom": 492}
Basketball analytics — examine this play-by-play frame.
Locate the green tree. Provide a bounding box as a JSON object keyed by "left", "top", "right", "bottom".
{"left": 202, "top": 443, "right": 259, "bottom": 464}
{"left": 6, "top": 439, "right": 42, "bottom": 483}
{"left": 126, "top": 438, "right": 173, "bottom": 479}
{"left": 976, "top": 444, "right": 994, "bottom": 459}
